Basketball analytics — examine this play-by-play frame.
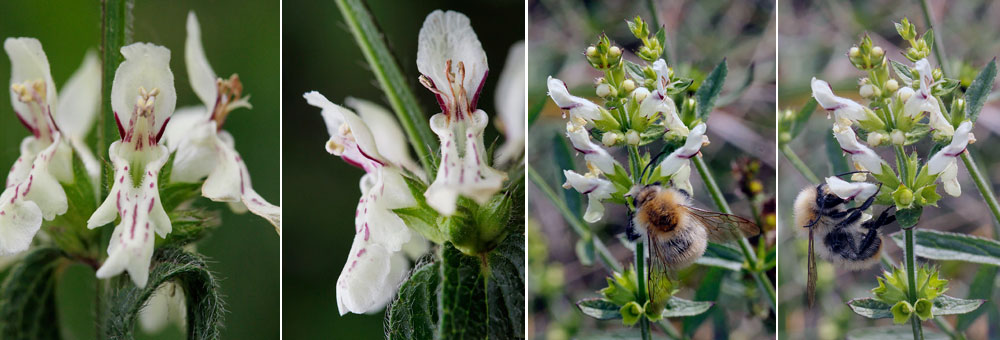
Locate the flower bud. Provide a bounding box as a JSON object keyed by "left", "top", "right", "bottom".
{"left": 932, "top": 68, "right": 943, "bottom": 81}
{"left": 860, "top": 84, "right": 875, "bottom": 98}
{"left": 596, "top": 84, "right": 612, "bottom": 97}
{"left": 602, "top": 132, "right": 620, "bottom": 146}
{"left": 890, "top": 129, "right": 905, "bottom": 145}
{"left": 897, "top": 87, "right": 914, "bottom": 102}
{"left": 622, "top": 79, "right": 636, "bottom": 92}
{"left": 871, "top": 46, "right": 884, "bottom": 58}
{"left": 886, "top": 79, "right": 899, "bottom": 92}
{"left": 586, "top": 46, "right": 598, "bottom": 57}
{"left": 625, "top": 130, "right": 640, "bottom": 146}
{"left": 849, "top": 47, "right": 860, "bottom": 58}
{"left": 609, "top": 46, "right": 621, "bottom": 59}
{"left": 893, "top": 185, "right": 914, "bottom": 208}
{"left": 867, "top": 131, "right": 885, "bottom": 146}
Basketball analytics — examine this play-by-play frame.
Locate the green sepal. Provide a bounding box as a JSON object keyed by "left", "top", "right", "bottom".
{"left": 892, "top": 185, "right": 914, "bottom": 209}
{"left": 891, "top": 301, "right": 913, "bottom": 324}
{"left": 872, "top": 163, "right": 900, "bottom": 190}
{"left": 600, "top": 267, "right": 638, "bottom": 306}
{"left": 914, "top": 298, "right": 933, "bottom": 321}
{"left": 914, "top": 184, "right": 941, "bottom": 207}
{"left": 619, "top": 301, "right": 643, "bottom": 326}
{"left": 642, "top": 300, "right": 662, "bottom": 322}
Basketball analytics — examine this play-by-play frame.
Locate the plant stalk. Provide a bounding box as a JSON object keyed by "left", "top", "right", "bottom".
{"left": 693, "top": 155, "right": 777, "bottom": 311}
{"left": 636, "top": 241, "right": 651, "bottom": 340}
{"left": 960, "top": 153, "right": 1000, "bottom": 237}
{"left": 905, "top": 228, "right": 924, "bottom": 340}
{"left": 918, "top": 0, "right": 949, "bottom": 77}
{"left": 780, "top": 143, "right": 820, "bottom": 184}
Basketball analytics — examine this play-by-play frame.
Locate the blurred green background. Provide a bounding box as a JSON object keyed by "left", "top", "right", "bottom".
{"left": 0, "top": 1, "right": 279, "bottom": 339}
{"left": 527, "top": 0, "right": 776, "bottom": 339}
{"left": 282, "top": 0, "right": 522, "bottom": 338}
{"left": 778, "top": 1, "right": 1000, "bottom": 339}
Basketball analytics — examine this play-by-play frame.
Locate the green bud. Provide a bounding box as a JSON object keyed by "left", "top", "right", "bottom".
{"left": 893, "top": 185, "right": 914, "bottom": 208}
{"left": 914, "top": 298, "right": 933, "bottom": 321}
{"left": 896, "top": 18, "right": 916, "bottom": 41}
{"left": 891, "top": 301, "right": 914, "bottom": 324}
{"left": 778, "top": 131, "right": 792, "bottom": 144}
{"left": 449, "top": 192, "right": 513, "bottom": 255}
{"left": 627, "top": 16, "right": 649, "bottom": 40}
{"left": 932, "top": 68, "right": 942, "bottom": 81}
{"left": 849, "top": 46, "right": 861, "bottom": 58}
{"left": 586, "top": 45, "right": 598, "bottom": 57}
{"left": 619, "top": 301, "right": 643, "bottom": 326}
{"left": 951, "top": 98, "right": 966, "bottom": 124}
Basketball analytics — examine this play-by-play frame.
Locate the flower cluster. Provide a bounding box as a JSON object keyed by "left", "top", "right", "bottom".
{"left": 547, "top": 16, "right": 709, "bottom": 224}
{"left": 809, "top": 20, "right": 976, "bottom": 211}
{"left": 306, "top": 10, "right": 523, "bottom": 315}
{"left": 872, "top": 265, "right": 948, "bottom": 324}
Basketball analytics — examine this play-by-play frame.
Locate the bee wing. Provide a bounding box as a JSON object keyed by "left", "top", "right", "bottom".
{"left": 646, "top": 230, "right": 674, "bottom": 307}
{"left": 686, "top": 207, "right": 761, "bottom": 243}
{"left": 807, "top": 227, "right": 817, "bottom": 308}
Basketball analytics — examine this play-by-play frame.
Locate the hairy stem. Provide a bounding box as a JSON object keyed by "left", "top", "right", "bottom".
{"left": 960, "top": 153, "right": 1000, "bottom": 237}
{"left": 693, "top": 155, "right": 777, "bottom": 311}
{"left": 905, "top": 228, "right": 924, "bottom": 340}
{"left": 780, "top": 144, "right": 820, "bottom": 184}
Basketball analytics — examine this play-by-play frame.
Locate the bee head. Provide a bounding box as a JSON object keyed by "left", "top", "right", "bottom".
{"left": 627, "top": 184, "right": 661, "bottom": 207}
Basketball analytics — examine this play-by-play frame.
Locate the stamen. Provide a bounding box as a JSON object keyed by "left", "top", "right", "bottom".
{"left": 210, "top": 74, "right": 246, "bottom": 129}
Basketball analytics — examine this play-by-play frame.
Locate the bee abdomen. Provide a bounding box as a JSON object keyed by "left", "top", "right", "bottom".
{"left": 657, "top": 226, "right": 708, "bottom": 269}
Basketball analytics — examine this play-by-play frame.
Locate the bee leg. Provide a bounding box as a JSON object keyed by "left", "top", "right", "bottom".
{"left": 831, "top": 208, "right": 865, "bottom": 231}
{"left": 626, "top": 216, "right": 641, "bottom": 241}
{"left": 857, "top": 208, "right": 895, "bottom": 254}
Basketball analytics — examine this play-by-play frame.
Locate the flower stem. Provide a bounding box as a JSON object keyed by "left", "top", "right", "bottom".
{"left": 919, "top": 0, "right": 949, "bottom": 77}
{"left": 960, "top": 153, "right": 1000, "bottom": 237}
{"left": 693, "top": 155, "right": 777, "bottom": 311}
{"left": 780, "top": 143, "right": 820, "bottom": 184}
{"left": 905, "top": 228, "right": 924, "bottom": 340}
{"left": 335, "top": 0, "right": 437, "bottom": 175}
{"left": 635, "top": 241, "right": 651, "bottom": 340}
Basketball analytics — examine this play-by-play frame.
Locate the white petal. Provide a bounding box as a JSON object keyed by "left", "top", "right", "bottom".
{"left": 356, "top": 167, "right": 413, "bottom": 251}
{"left": 5, "top": 38, "right": 58, "bottom": 132}
{"left": 825, "top": 176, "right": 878, "bottom": 201}
{"left": 162, "top": 107, "right": 217, "bottom": 183}
{"left": 200, "top": 131, "right": 281, "bottom": 232}
{"left": 0, "top": 188, "right": 42, "bottom": 256}
{"left": 494, "top": 41, "right": 525, "bottom": 164}
{"left": 111, "top": 43, "right": 176, "bottom": 139}
{"left": 563, "top": 170, "right": 615, "bottom": 223}
{"left": 652, "top": 59, "right": 670, "bottom": 95}
{"left": 304, "top": 91, "right": 386, "bottom": 173}
{"left": 659, "top": 123, "right": 707, "bottom": 176}
{"left": 941, "top": 162, "right": 961, "bottom": 197}
{"left": 638, "top": 88, "right": 686, "bottom": 134}
{"left": 670, "top": 162, "right": 693, "bottom": 195}
{"left": 424, "top": 110, "right": 505, "bottom": 215}
{"left": 185, "top": 11, "right": 218, "bottom": 109}
{"left": 7, "top": 135, "right": 70, "bottom": 221}
{"left": 401, "top": 234, "right": 430, "bottom": 259}
{"left": 416, "top": 10, "right": 487, "bottom": 108}
{"left": 55, "top": 50, "right": 101, "bottom": 140}
{"left": 565, "top": 123, "right": 615, "bottom": 174}
{"left": 336, "top": 237, "right": 407, "bottom": 315}
{"left": 811, "top": 77, "right": 866, "bottom": 123}
{"left": 832, "top": 124, "right": 885, "bottom": 174}
{"left": 927, "top": 121, "right": 973, "bottom": 174}
{"left": 139, "top": 282, "right": 186, "bottom": 334}
{"left": 547, "top": 76, "right": 601, "bottom": 123}
{"left": 344, "top": 97, "right": 422, "bottom": 177}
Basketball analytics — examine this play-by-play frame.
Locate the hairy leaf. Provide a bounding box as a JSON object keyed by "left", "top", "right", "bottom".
{"left": 846, "top": 298, "right": 894, "bottom": 319}
{"left": 790, "top": 98, "right": 817, "bottom": 139}
{"left": 965, "top": 58, "right": 997, "bottom": 123}
{"left": 931, "top": 294, "right": 985, "bottom": 316}
{"left": 576, "top": 298, "right": 622, "bottom": 320}
{"left": 955, "top": 266, "right": 996, "bottom": 331}
{"left": 661, "top": 297, "right": 713, "bottom": 318}
{"left": 695, "top": 243, "right": 743, "bottom": 271}
{"left": 0, "top": 247, "right": 65, "bottom": 340}
{"left": 104, "top": 247, "right": 223, "bottom": 339}
{"left": 439, "top": 243, "right": 488, "bottom": 340}
{"left": 486, "top": 231, "right": 525, "bottom": 339}
{"left": 386, "top": 261, "right": 441, "bottom": 340}
{"left": 889, "top": 229, "right": 1000, "bottom": 266}
{"left": 694, "top": 59, "right": 727, "bottom": 120}
{"left": 717, "top": 62, "right": 754, "bottom": 107}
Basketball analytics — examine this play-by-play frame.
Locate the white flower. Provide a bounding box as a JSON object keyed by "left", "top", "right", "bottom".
{"left": 494, "top": 41, "right": 525, "bottom": 165}
{"left": 87, "top": 43, "right": 176, "bottom": 288}
{"left": 658, "top": 123, "right": 708, "bottom": 179}
{"left": 304, "top": 91, "right": 427, "bottom": 315}
{"left": 139, "top": 281, "right": 187, "bottom": 334}
{"left": 1, "top": 38, "right": 100, "bottom": 255}
{"left": 546, "top": 76, "right": 602, "bottom": 125}
{"left": 811, "top": 77, "right": 867, "bottom": 128}
{"left": 417, "top": 10, "right": 506, "bottom": 216}
{"left": 562, "top": 170, "right": 615, "bottom": 223}
{"left": 565, "top": 122, "right": 616, "bottom": 174}
{"left": 832, "top": 124, "right": 886, "bottom": 174}
{"left": 161, "top": 12, "right": 280, "bottom": 232}
{"left": 638, "top": 59, "right": 686, "bottom": 134}
{"left": 927, "top": 121, "right": 973, "bottom": 197}
{"left": 904, "top": 59, "right": 954, "bottom": 136}
{"left": 825, "top": 176, "right": 878, "bottom": 201}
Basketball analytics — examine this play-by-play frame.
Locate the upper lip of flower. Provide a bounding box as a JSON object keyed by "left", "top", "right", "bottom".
{"left": 416, "top": 10, "right": 488, "bottom": 120}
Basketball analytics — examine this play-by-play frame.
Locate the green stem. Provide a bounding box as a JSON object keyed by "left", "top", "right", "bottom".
{"left": 780, "top": 144, "right": 820, "bottom": 184}
{"left": 960, "top": 153, "right": 1000, "bottom": 237}
{"left": 636, "top": 242, "right": 651, "bottom": 340}
{"left": 693, "top": 155, "right": 777, "bottom": 311}
{"left": 918, "top": 0, "right": 949, "bottom": 77}
{"left": 905, "top": 228, "right": 924, "bottom": 340}
{"left": 335, "top": 0, "right": 436, "bottom": 175}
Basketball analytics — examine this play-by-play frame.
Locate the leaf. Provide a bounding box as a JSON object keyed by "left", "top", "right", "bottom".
{"left": 717, "top": 62, "right": 754, "bottom": 107}
{"left": 335, "top": 0, "right": 436, "bottom": 173}
{"left": 846, "top": 298, "right": 894, "bottom": 319}
{"left": 624, "top": 60, "right": 645, "bottom": 82}
{"left": 693, "top": 58, "right": 727, "bottom": 120}
{"left": 681, "top": 267, "right": 724, "bottom": 337}
{"left": 931, "top": 294, "right": 985, "bottom": 316}
{"left": 695, "top": 243, "right": 744, "bottom": 271}
{"left": 789, "top": 98, "right": 817, "bottom": 139}
{"left": 159, "top": 181, "right": 202, "bottom": 213}
{"left": 894, "top": 207, "right": 922, "bottom": 228}
{"left": 576, "top": 298, "right": 622, "bottom": 320}
{"left": 888, "top": 229, "right": 1000, "bottom": 266}
{"left": 932, "top": 78, "right": 961, "bottom": 97}
{"left": 0, "top": 247, "right": 65, "bottom": 340}
{"left": 846, "top": 326, "right": 949, "bottom": 340}
{"left": 891, "top": 60, "right": 914, "bottom": 85}
{"left": 955, "top": 266, "right": 996, "bottom": 331}
{"left": 439, "top": 243, "right": 488, "bottom": 340}
{"left": 104, "top": 247, "right": 223, "bottom": 339}
{"left": 160, "top": 209, "right": 220, "bottom": 247}
{"left": 485, "top": 231, "right": 526, "bottom": 339}
{"left": 661, "top": 297, "right": 714, "bottom": 318}
{"left": 965, "top": 58, "right": 997, "bottom": 123}
{"left": 386, "top": 261, "right": 441, "bottom": 340}
{"left": 826, "top": 132, "right": 849, "bottom": 175}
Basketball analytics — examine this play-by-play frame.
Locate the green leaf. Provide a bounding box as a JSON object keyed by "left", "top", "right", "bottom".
{"left": 681, "top": 267, "right": 724, "bottom": 337}
{"left": 0, "top": 247, "right": 65, "bottom": 340}
{"left": 964, "top": 58, "right": 997, "bottom": 123}
{"left": 931, "top": 294, "right": 985, "bottom": 316}
{"left": 888, "top": 229, "right": 1000, "bottom": 266}
{"left": 846, "top": 298, "right": 894, "bottom": 319}
{"left": 695, "top": 243, "right": 743, "bottom": 271}
{"left": 955, "top": 266, "right": 996, "bottom": 331}
{"left": 158, "top": 181, "right": 202, "bottom": 213}
{"left": 160, "top": 209, "right": 220, "bottom": 247}
{"left": 335, "top": 0, "right": 436, "bottom": 174}
{"left": 891, "top": 60, "right": 914, "bottom": 85}
{"left": 846, "top": 326, "right": 949, "bottom": 340}
{"left": 439, "top": 243, "right": 488, "bottom": 339}
{"left": 826, "top": 132, "right": 849, "bottom": 175}
{"left": 932, "top": 78, "right": 961, "bottom": 97}
{"left": 789, "top": 98, "right": 817, "bottom": 139}
{"left": 104, "top": 247, "right": 223, "bottom": 339}
{"left": 576, "top": 298, "right": 622, "bottom": 320}
{"left": 894, "top": 207, "right": 922, "bottom": 227}
{"left": 485, "top": 231, "right": 525, "bottom": 339}
{"left": 717, "top": 62, "right": 754, "bottom": 107}
{"left": 624, "top": 60, "right": 645, "bottom": 82}
{"left": 660, "top": 297, "right": 713, "bottom": 318}
{"left": 386, "top": 261, "right": 441, "bottom": 340}
{"left": 693, "top": 58, "right": 727, "bottom": 120}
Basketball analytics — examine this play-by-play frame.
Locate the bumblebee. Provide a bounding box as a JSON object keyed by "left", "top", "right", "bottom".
{"left": 793, "top": 175, "right": 895, "bottom": 307}
{"left": 627, "top": 184, "right": 761, "bottom": 304}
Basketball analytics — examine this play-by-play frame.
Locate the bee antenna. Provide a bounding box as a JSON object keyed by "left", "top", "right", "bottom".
{"left": 832, "top": 170, "right": 871, "bottom": 178}
{"left": 639, "top": 149, "right": 669, "bottom": 184}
